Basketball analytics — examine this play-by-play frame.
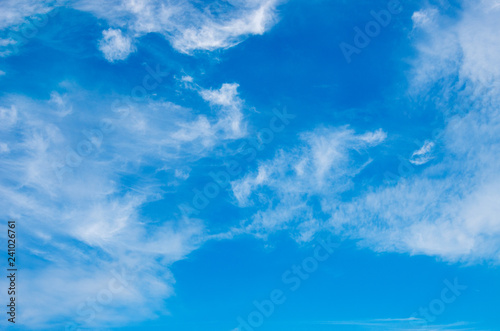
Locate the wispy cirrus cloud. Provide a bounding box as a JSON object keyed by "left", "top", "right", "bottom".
{"left": 0, "top": 92, "right": 202, "bottom": 328}
{"left": 230, "top": 126, "right": 386, "bottom": 241}
{"left": 410, "top": 140, "right": 435, "bottom": 165}
{"left": 98, "top": 28, "right": 136, "bottom": 62}
{"left": 0, "top": 0, "right": 281, "bottom": 61}
{"left": 328, "top": 0, "right": 500, "bottom": 263}
{"left": 0, "top": 0, "right": 59, "bottom": 30}
{"left": 0, "top": 76, "right": 252, "bottom": 328}
{"left": 311, "top": 319, "right": 474, "bottom": 330}
{"left": 75, "top": 0, "right": 281, "bottom": 58}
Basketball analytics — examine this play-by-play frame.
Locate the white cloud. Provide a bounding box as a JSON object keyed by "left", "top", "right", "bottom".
{"left": 0, "top": 39, "right": 16, "bottom": 57}
{"left": 226, "top": 0, "right": 500, "bottom": 263}
{"left": 0, "top": 78, "right": 252, "bottom": 327}
{"left": 411, "top": 8, "right": 439, "bottom": 29}
{"left": 0, "top": 142, "right": 9, "bottom": 153}
{"left": 174, "top": 168, "right": 190, "bottom": 180}
{"left": 170, "top": 0, "right": 279, "bottom": 53}
{"left": 457, "top": 1, "right": 500, "bottom": 84}
{"left": 230, "top": 127, "right": 386, "bottom": 240}
{"left": 15, "top": 217, "right": 204, "bottom": 329}
{"left": 0, "top": 0, "right": 58, "bottom": 30}
{"left": 0, "top": 0, "right": 64, "bottom": 57}
{"left": 48, "top": 91, "right": 73, "bottom": 116}
{"left": 410, "top": 140, "right": 435, "bottom": 165}
{"left": 0, "top": 97, "right": 199, "bottom": 326}
{"left": 199, "top": 83, "right": 246, "bottom": 139}
{"left": 70, "top": 0, "right": 280, "bottom": 56}
{"left": 98, "top": 28, "right": 135, "bottom": 62}
{"left": 326, "top": 0, "right": 500, "bottom": 263}
{"left": 0, "top": 105, "right": 17, "bottom": 128}
{"left": 79, "top": 0, "right": 280, "bottom": 54}
{"left": 0, "top": 39, "right": 16, "bottom": 47}
{"left": 168, "top": 82, "right": 248, "bottom": 147}
{"left": 0, "top": 1, "right": 281, "bottom": 60}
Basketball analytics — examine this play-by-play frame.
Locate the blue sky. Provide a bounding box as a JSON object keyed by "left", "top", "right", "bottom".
{"left": 1, "top": 0, "right": 500, "bottom": 330}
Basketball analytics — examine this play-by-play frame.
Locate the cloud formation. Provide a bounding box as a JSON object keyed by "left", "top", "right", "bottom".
{"left": 98, "top": 28, "right": 136, "bottom": 62}
{"left": 0, "top": 79, "right": 250, "bottom": 328}
{"left": 230, "top": 127, "right": 386, "bottom": 241}
{"left": 410, "top": 140, "right": 435, "bottom": 165}
{"left": 331, "top": 0, "right": 500, "bottom": 263}
{"left": 0, "top": 0, "right": 281, "bottom": 60}
{"left": 227, "top": 0, "right": 500, "bottom": 263}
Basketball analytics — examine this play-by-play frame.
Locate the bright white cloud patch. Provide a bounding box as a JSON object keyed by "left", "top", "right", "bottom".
{"left": 171, "top": 0, "right": 279, "bottom": 53}
{"left": 200, "top": 83, "right": 246, "bottom": 139}
{"left": 75, "top": 0, "right": 280, "bottom": 54}
{"left": 98, "top": 28, "right": 135, "bottom": 62}
{"left": 225, "top": 0, "right": 500, "bottom": 263}
{"left": 0, "top": 1, "right": 280, "bottom": 58}
{"left": 410, "top": 140, "right": 435, "bottom": 165}
{"left": 1, "top": 0, "right": 499, "bottom": 328}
